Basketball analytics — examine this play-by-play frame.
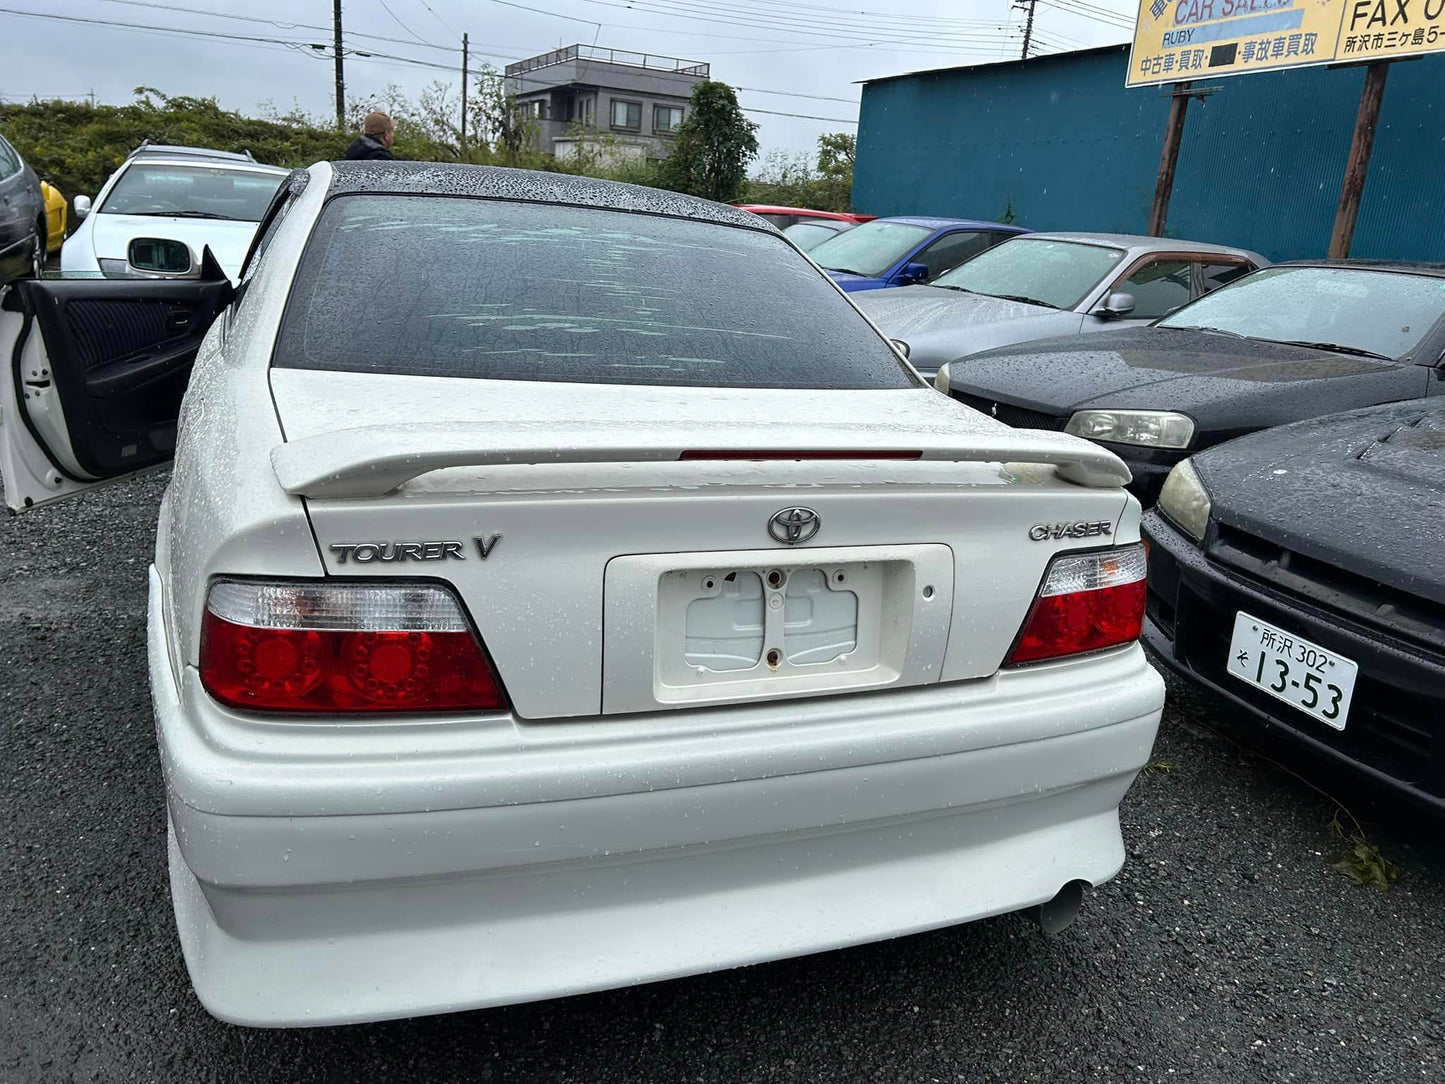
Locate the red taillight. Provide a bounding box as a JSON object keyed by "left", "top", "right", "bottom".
{"left": 1006, "top": 546, "right": 1147, "bottom": 666}
{"left": 199, "top": 580, "right": 505, "bottom": 713}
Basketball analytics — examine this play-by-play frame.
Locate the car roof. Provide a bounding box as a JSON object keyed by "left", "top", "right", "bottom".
{"left": 129, "top": 145, "right": 290, "bottom": 173}
{"left": 324, "top": 161, "right": 777, "bottom": 232}
{"left": 734, "top": 204, "right": 857, "bottom": 221}
{"left": 1018, "top": 231, "right": 1256, "bottom": 256}
{"left": 882, "top": 216, "right": 1023, "bottom": 231}
{"left": 1274, "top": 259, "right": 1445, "bottom": 278}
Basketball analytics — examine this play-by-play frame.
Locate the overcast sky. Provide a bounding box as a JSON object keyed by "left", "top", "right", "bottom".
{"left": 0, "top": 0, "right": 1134, "bottom": 160}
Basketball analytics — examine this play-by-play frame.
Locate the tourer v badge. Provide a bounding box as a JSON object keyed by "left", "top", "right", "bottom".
{"left": 329, "top": 536, "right": 503, "bottom": 563}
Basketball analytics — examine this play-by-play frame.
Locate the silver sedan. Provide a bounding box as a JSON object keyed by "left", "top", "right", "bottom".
{"left": 854, "top": 232, "right": 1269, "bottom": 384}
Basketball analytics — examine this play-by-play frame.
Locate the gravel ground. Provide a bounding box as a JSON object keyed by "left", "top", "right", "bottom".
{"left": 2, "top": 474, "right": 1442, "bottom": 1083}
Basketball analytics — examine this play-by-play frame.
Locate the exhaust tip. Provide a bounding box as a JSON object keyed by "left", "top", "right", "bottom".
{"left": 1035, "top": 879, "right": 1088, "bottom": 936}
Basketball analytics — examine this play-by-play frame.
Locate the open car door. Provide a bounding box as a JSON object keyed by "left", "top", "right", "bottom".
{"left": 0, "top": 250, "right": 232, "bottom": 512}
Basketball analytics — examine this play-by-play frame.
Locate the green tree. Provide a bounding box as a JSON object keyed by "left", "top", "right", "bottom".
{"left": 742, "top": 131, "right": 856, "bottom": 213}
{"left": 814, "top": 131, "right": 855, "bottom": 211}
{"left": 657, "top": 81, "right": 759, "bottom": 201}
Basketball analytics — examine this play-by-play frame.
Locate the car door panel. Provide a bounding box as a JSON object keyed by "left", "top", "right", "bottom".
{"left": 1, "top": 257, "right": 231, "bottom": 511}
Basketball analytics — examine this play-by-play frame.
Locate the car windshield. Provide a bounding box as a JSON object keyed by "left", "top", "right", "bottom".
{"left": 274, "top": 194, "right": 914, "bottom": 390}
{"left": 1159, "top": 266, "right": 1445, "bottom": 359}
{"left": 932, "top": 238, "right": 1127, "bottom": 310}
{"left": 808, "top": 220, "right": 931, "bottom": 277}
{"left": 784, "top": 221, "right": 847, "bottom": 251}
{"left": 99, "top": 163, "right": 285, "bottom": 222}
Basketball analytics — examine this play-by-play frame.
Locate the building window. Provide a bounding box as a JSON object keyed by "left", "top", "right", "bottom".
{"left": 520, "top": 99, "right": 547, "bottom": 120}
{"left": 654, "top": 104, "right": 684, "bottom": 134}
{"left": 610, "top": 99, "right": 642, "bottom": 130}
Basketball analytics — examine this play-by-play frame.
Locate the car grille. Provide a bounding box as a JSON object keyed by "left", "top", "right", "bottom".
{"left": 951, "top": 393, "right": 1068, "bottom": 432}
{"left": 1209, "top": 525, "right": 1445, "bottom": 656}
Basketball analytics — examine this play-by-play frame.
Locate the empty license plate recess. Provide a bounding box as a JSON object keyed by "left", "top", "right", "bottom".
{"left": 603, "top": 545, "right": 954, "bottom": 713}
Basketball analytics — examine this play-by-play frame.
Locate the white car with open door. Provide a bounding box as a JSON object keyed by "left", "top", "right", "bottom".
{"left": 0, "top": 162, "right": 1164, "bottom": 1028}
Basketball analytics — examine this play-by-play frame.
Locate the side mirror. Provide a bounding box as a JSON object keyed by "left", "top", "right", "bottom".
{"left": 128, "top": 237, "right": 193, "bottom": 277}
{"left": 889, "top": 338, "right": 910, "bottom": 359}
{"left": 896, "top": 262, "right": 929, "bottom": 286}
{"left": 1094, "top": 291, "right": 1135, "bottom": 319}
{"left": 73, "top": 195, "right": 92, "bottom": 219}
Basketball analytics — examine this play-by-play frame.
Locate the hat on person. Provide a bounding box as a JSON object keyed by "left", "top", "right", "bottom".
{"left": 363, "top": 111, "right": 394, "bottom": 136}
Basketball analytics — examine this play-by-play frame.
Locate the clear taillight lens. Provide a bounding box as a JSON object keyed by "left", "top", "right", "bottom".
{"left": 1006, "top": 546, "right": 1147, "bottom": 666}
{"left": 199, "top": 579, "right": 505, "bottom": 713}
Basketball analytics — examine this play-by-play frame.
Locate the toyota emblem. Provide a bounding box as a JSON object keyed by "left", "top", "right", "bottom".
{"left": 768, "top": 506, "right": 821, "bottom": 545}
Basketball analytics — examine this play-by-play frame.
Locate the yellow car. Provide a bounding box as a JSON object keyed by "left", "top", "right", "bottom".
{"left": 41, "top": 181, "right": 66, "bottom": 253}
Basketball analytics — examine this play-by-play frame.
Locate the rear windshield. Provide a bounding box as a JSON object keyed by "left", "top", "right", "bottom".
{"left": 274, "top": 195, "right": 913, "bottom": 390}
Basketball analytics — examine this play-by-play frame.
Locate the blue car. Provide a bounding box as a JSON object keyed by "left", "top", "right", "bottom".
{"left": 809, "top": 216, "right": 1030, "bottom": 293}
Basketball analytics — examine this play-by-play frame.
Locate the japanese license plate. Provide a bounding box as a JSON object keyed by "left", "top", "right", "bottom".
{"left": 1225, "top": 612, "right": 1358, "bottom": 731}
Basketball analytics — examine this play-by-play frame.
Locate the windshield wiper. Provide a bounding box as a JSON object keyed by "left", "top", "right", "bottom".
{"left": 989, "top": 293, "right": 1058, "bottom": 309}
{"left": 1262, "top": 339, "right": 1395, "bottom": 361}
{"left": 129, "top": 210, "right": 231, "bottom": 220}
{"left": 822, "top": 266, "right": 870, "bottom": 277}
{"left": 933, "top": 284, "right": 976, "bottom": 293}
{"left": 1171, "top": 325, "right": 1249, "bottom": 338}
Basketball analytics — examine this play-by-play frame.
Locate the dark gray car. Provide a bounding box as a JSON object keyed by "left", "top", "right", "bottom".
{"left": 0, "top": 130, "right": 44, "bottom": 282}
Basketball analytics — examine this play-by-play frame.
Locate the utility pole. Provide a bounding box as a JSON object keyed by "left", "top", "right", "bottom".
{"left": 1148, "top": 82, "right": 1192, "bottom": 236}
{"left": 460, "top": 33, "right": 470, "bottom": 160}
{"left": 333, "top": 0, "right": 345, "bottom": 131}
{"left": 1016, "top": 0, "right": 1037, "bottom": 60}
{"left": 1329, "top": 60, "right": 1390, "bottom": 259}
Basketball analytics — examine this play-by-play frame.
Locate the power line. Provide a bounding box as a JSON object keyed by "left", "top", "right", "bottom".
{"left": 638, "top": 0, "right": 1021, "bottom": 30}
{"left": 92, "top": 0, "right": 465, "bottom": 52}
{"left": 481, "top": 0, "right": 600, "bottom": 28}
{"left": 375, "top": 0, "right": 438, "bottom": 47}
{"left": 1038, "top": 0, "right": 1136, "bottom": 30}
{"left": 0, "top": 4, "right": 893, "bottom": 123}
{"left": 568, "top": 0, "right": 1026, "bottom": 50}
{"left": 413, "top": 0, "right": 459, "bottom": 37}
{"left": 734, "top": 86, "right": 857, "bottom": 104}
{"left": 738, "top": 106, "right": 856, "bottom": 124}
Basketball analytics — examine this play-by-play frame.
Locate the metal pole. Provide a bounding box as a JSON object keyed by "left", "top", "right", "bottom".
{"left": 460, "top": 32, "right": 469, "bottom": 160}
{"left": 333, "top": 0, "right": 345, "bottom": 131}
{"left": 1329, "top": 60, "right": 1390, "bottom": 260}
{"left": 1148, "top": 81, "right": 1192, "bottom": 237}
{"left": 1017, "top": 0, "right": 1037, "bottom": 59}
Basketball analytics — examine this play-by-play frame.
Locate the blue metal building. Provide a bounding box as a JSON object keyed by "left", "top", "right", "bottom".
{"left": 853, "top": 44, "right": 1445, "bottom": 263}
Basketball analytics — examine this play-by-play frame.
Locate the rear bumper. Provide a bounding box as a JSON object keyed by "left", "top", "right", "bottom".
{"left": 1142, "top": 511, "right": 1445, "bottom": 809}
{"left": 149, "top": 567, "right": 1164, "bottom": 1028}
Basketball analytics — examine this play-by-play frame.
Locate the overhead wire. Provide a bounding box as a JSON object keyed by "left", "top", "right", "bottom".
{"left": 92, "top": 0, "right": 466, "bottom": 52}
{"left": 413, "top": 0, "right": 460, "bottom": 37}
{"left": 0, "top": 6, "right": 863, "bottom": 125}
{"left": 567, "top": 0, "right": 1026, "bottom": 49}
{"left": 374, "top": 0, "right": 440, "bottom": 47}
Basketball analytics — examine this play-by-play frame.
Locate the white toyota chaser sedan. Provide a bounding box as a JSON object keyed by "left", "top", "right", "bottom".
{"left": 0, "top": 162, "right": 1164, "bottom": 1027}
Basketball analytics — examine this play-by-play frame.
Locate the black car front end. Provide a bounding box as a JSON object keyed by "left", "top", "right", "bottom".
{"left": 1143, "top": 508, "right": 1445, "bottom": 810}
{"left": 949, "top": 390, "right": 1184, "bottom": 504}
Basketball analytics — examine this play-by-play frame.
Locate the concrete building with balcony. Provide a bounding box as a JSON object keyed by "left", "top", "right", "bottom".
{"left": 505, "top": 46, "right": 708, "bottom": 165}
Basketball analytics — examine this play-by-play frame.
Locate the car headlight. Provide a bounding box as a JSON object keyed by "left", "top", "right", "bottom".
{"left": 1064, "top": 409, "right": 1195, "bottom": 449}
{"left": 934, "top": 362, "right": 951, "bottom": 394}
{"left": 1158, "top": 458, "right": 1211, "bottom": 543}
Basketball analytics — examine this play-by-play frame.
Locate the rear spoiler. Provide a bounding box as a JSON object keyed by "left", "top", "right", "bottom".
{"left": 271, "top": 422, "right": 1133, "bottom": 499}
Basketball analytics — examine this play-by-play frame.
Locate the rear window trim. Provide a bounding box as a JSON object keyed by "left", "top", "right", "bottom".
{"left": 268, "top": 191, "right": 920, "bottom": 391}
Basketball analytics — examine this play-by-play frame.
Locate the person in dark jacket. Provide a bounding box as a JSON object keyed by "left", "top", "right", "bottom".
{"left": 344, "top": 112, "right": 396, "bottom": 161}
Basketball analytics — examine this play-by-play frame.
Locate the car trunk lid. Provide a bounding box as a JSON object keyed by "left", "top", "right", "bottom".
{"left": 271, "top": 369, "right": 1132, "bottom": 718}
